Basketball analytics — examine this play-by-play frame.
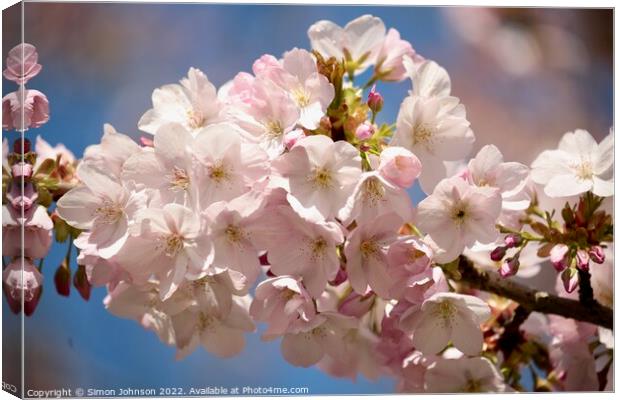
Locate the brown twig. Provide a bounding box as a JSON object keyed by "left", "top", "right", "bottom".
{"left": 450, "top": 257, "right": 613, "bottom": 329}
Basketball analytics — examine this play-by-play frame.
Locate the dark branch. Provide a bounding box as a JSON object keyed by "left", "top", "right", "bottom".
{"left": 450, "top": 257, "right": 613, "bottom": 330}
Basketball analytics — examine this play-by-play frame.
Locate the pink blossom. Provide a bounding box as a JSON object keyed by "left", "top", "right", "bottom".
{"left": 281, "top": 312, "right": 356, "bottom": 368}
{"left": 138, "top": 67, "right": 224, "bottom": 135}
{"left": 250, "top": 276, "right": 317, "bottom": 337}
{"left": 308, "top": 15, "right": 386, "bottom": 75}
{"left": 272, "top": 134, "right": 361, "bottom": 219}
{"left": 3, "top": 43, "right": 42, "bottom": 84}
{"left": 344, "top": 212, "right": 402, "bottom": 297}
{"left": 2, "top": 257, "right": 43, "bottom": 316}
{"left": 252, "top": 54, "right": 281, "bottom": 76}
{"left": 252, "top": 203, "right": 344, "bottom": 297}
{"left": 56, "top": 163, "right": 147, "bottom": 259}
{"left": 2, "top": 89, "right": 49, "bottom": 131}
{"left": 416, "top": 176, "right": 502, "bottom": 263}
{"left": 115, "top": 203, "right": 213, "bottom": 300}
{"left": 402, "top": 292, "right": 490, "bottom": 356}
{"left": 171, "top": 296, "right": 255, "bottom": 359}
{"left": 82, "top": 124, "right": 140, "bottom": 179}
{"left": 339, "top": 172, "right": 414, "bottom": 226}
{"left": 374, "top": 28, "right": 418, "bottom": 82}
{"left": 425, "top": 357, "right": 509, "bottom": 392}
{"left": 378, "top": 146, "right": 422, "bottom": 189}
{"left": 258, "top": 48, "right": 335, "bottom": 130}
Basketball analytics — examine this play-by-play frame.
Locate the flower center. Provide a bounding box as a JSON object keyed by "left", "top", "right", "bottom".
{"left": 412, "top": 123, "right": 435, "bottom": 150}
{"left": 169, "top": 166, "right": 190, "bottom": 190}
{"left": 451, "top": 203, "right": 469, "bottom": 226}
{"left": 362, "top": 176, "right": 385, "bottom": 205}
{"left": 433, "top": 300, "right": 457, "bottom": 324}
{"left": 573, "top": 161, "right": 594, "bottom": 181}
{"left": 197, "top": 312, "right": 216, "bottom": 332}
{"left": 208, "top": 161, "right": 230, "bottom": 184}
{"left": 264, "top": 120, "right": 284, "bottom": 138}
{"left": 462, "top": 378, "right": 484, "bottom": 393}
{"left": 310, "top": 237, "right": 328, "bottom": 259}
{"left": 94, "top": 199, "right": 123, "bottom": 224}
{"left": 360, "top": 240, "right": 379, "bottom": 258}
{"left": 310, "top": 167, "right": 333, "bottom": 189}
{"left": 292, "top": 87, "right": 311, "bottom": 108}
{"left": 225, "top": 224, "right": 244, "bottom": 244}
{"left": 162, "top": 233, "right": 184, "bottom": 257}
{"left": 187, "top": 109, "right": 207, "bottom": 129}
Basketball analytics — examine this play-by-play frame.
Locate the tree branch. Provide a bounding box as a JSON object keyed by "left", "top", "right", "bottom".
{"left": 449, "top": 257, "right": 613, "bottom": 329}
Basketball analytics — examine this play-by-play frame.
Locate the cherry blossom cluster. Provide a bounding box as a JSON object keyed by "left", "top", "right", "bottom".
{"left": 4, "top": 15, "right": 614, "bottom": 393}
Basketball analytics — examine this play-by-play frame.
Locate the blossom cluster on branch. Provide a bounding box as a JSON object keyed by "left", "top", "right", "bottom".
{"left": 2, "top": 15, "right": 614, "bottom": 393}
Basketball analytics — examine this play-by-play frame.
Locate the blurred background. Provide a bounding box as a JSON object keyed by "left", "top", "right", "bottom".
{"left": 2, "top": 3, "right": 613, "bottom": 395}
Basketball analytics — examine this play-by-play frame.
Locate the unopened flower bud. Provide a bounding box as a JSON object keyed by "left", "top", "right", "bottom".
{"left": 550, "top": 244, "right": 570, "bottom": 272}
{"left": 499, "top": 257, "right": 520, "bottom": 278}
{"left": 54, "top": 263, "right": 71, "bottom": 297}
{"left": 73, "top": 265, "right": 91, "bottom": 301}
{"left": 490, "top": 246, "right": 507, "bottom": 262}
{"left": 561, "top": 267, "right": 579, "bottom": 293}
{"left": 283, "top": 129, "right": 305, "bottom": 150}
{"left": 378, "top": 146, "right": 422, "bottom": 189}
{"left": 504, "top": 234, "right": 522, "bottom": 248}
{"left": 338, "top": 291, "right": 374, "bottom": 318}
{"left": 355, "top": 122, "right": 375, "bottom": 140}
{"left": 575, "top": 249, "right": 589, "bottom": 271}
{"left": 588, "top": 245, "right": 605, "bottom": 264}
{"left": 13, "top": 137, "right": 31, "bottom": 154}
{"left": 367, "top": 85, "right": 383, "bottom": 114}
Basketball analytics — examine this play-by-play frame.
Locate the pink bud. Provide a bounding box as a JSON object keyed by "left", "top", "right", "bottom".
{"left": 283, "top": 129, "right": 305, "bottom": 150}
{"left": 550, "top": 244, "right": 570, "bottom": 272}
{"left": 3, "top": 43, "right": 42, "bottom": 84}
{"left": 338, "top": 291, "right": 374, "bottom": 318}
{"left": 504, "top": 234, "right": 522, "bottom": 248}
{"left": 561, "top": 268, "right": 579, "bottom": 293}
{"left": 355, "top": 122, "right": 375, "bottom": 141}
{"left": 490, "top": 246, "right": 506, "bottom": 262}
{"left": 575, "top": 249, "right": 589, "bottom": 271}
{"left": 367, "top": 85, "right": 384, "bottom": 113}
{"left": 11, "top": 162, "right": 33, "bottom": 180}
{"left": 499, "top": 257, "right": 520, "bottom": 278}
{"left": 588, "top": 246, "right": 605, "bottom": 264}
{"left": 378, "top": 146, "right": 422, "bottom": 189}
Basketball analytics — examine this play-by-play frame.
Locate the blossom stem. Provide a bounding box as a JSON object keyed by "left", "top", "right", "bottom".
{"left": 448, "top": 257, "right": 613, "bottom": 329}
{"left": 577, "top": 268, "right": 595, "bottom": 306}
